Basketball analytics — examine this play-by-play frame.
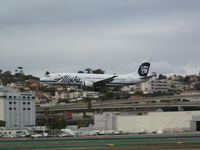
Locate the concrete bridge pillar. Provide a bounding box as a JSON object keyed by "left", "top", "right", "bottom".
{"left": 178, "top": 106, "right": 183, "bottom": 111}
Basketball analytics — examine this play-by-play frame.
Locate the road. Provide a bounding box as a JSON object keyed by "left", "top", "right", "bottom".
{"left": 36, "top": 94, "right": 200, "bottom": 113}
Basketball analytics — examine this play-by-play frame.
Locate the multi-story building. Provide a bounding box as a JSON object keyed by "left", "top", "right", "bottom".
{"left": 0, "top": 87, "right": 35, "bottom": 129}
{"left": 140, "top": 77, "right": 169, "bottom": 94}
{"left": 59, "top": 91, "right": 82, "bottom": 100}
{"left": 122, "top": 77, "right": 169, "bottom": 95}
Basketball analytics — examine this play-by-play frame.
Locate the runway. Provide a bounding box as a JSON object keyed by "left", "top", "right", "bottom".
{"left": 1, "top": 134, "right": 200, "bottom": 149}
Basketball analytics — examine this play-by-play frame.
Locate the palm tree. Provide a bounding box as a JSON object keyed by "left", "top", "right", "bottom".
{"left": 45, "top": 71, "right": 50, "bottom": 76}
{"left": 17, "top": 67, "right": 24, "bottom": 74}
{"left": 85, "top": 68, "right": 93, "bottom": 74}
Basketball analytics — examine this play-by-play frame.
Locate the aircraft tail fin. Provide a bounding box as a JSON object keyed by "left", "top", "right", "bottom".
{"left": 137, "top": 58, "right": 151, "bottom": 77}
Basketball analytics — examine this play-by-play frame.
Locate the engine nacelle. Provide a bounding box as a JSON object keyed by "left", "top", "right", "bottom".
{"left": 82, "top": 81, "right": 94, "bottom": 87}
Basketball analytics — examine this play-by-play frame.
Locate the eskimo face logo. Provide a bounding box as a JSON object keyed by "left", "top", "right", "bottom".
{"left": 138, "top": 62, "right": 150, "bottom": 76}
{"left": 141, "top": 66, "right": 149, "bottom": 74}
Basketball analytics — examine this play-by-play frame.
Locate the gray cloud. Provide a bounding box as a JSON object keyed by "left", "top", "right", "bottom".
{"left": 0, "top": 0, "right": 200, "bottom": 77}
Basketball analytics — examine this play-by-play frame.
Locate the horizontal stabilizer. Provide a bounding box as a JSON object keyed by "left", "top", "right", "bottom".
{"left": 140, "top": 72, "right": 156, "bottom": 79}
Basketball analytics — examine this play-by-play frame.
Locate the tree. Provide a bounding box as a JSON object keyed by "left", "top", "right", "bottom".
{"left": 26, "top": 75, "right": 40, "bottom": 81}
{"left": 49, "top": 117, "right": 67, "bottom": 129}
{"left": 78, "top": 71, "right": 84, "bottom": 73}
{"left": 1, "top": 71, "right": 14, "bottom": 85}
{"left": 17, "top": 67, "right": 23, "bottom": 70}
{"left": 92, "top": 69, "right": 105, "bottom": 74}
{"left": 15, "top": 73, "right": 26, "bottom": 82}
{"left": 133, "top": 90, "right": 143, "bottom": 96}
{"left": 158, "top": 74, "right": 167, "bottom": 79}
{"left": 85, "top": 68, "right": 93, "bottom": 74}
{"left": 0, "top": 120, "right": 6, "bottom": 127}
{"left": 184, "top": 76, "right": 190, "bottom": 83}
{"left": 36, "top": 118, "right": 46, "bottom": 126}
{"left": 3, "top": 71, "right": 11, "bottom": 76}
{"left": 45, "top": 71, "right": 50, "bottom": 76}
{"left": 77, "top": 122, "right": 89, "bottom": 129}
{"left": 43, "top": 107, "right": 50, "bottom": 115}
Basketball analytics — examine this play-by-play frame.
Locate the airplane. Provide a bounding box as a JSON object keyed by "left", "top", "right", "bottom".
{"left": 40, "top": 59, "right": 155, "bottom": 87}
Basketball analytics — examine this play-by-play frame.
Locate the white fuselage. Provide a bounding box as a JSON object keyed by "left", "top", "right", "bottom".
{"left": 41, "top": 73, "right": 146, "bottom": 87}
{"left": 40, "top": 60, "right": 152, "bottom": 87}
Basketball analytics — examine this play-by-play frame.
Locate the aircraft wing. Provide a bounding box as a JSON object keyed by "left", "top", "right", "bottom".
{"left": 93, "top": 75, "right": 118, "bottom": 87}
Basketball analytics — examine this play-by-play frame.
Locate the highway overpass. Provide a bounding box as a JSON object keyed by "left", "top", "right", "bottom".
{"left": 36, "top": 94, "right": 200, "bottom": 113}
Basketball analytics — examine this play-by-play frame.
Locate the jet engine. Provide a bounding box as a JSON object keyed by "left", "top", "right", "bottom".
{"left": 82, "top": 81, "right": 94, "bottom": 87}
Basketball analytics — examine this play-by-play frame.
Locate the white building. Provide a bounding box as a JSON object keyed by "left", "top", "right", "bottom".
{"left": 94, "top": 111, "right": 200, "bottom": 133}
{"left": 0, "top": 87, "right": 36, "bottom": 129}
{"left": 94, "top": 114, "right": 117, "bottom": 130}
{"left": 117, "top": 111, "right": 198, "bottom": 133}
{"left": 123, "top": 78, "right": 169, "bottom": 94}
{"left": 141, "top": 77, "right": 169, "bottom": 94}
{"left": 59, "top": 91, "right": 82, "bottom": 100}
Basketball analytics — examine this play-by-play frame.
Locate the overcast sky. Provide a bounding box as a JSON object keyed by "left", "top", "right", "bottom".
{"left": 0, "top": 0, "right": 200, "bottom": 77}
